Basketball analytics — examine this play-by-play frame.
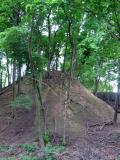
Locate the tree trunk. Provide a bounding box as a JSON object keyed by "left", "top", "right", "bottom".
{"left": 17, "top": 62, "right": 21, "bottom": 95}
{"left": 93, "top": 77, "right": 99, "bottom": 95}
{"left": 114, "top": 59, "right": 120, "bottom": 124}
{"left": 36, "top": 79, "right": 46, "bottom": 136}
{"left": 47, "top": 11, "right": 51, "bottom": 77}
{"left": 63, "top": 17, "right": 77, "bottom": 144}
{"left": 93, "top": 60, "right": 100, "bottom": 95}
{"left": 4, "top": 72, "right": 7, "bottom": 87}
{"left": 62, "top": 42, "right": 68, "bottom": 73}
{"left": 0, "top": 59, "right": 2, "bottom": 90}
{"left": 55, "top": 51, "right": 59, "bottom": 71}
{"left": 0, "top": 72, "right": 2, "bottom": 90}
{"left": 6, "top": 56, "right": 11, "bottom": 85}
{"left": 12, "top": 58, "right": 17, "bottom": 133}
{"left": 63, "top": 91, "right": 67, "bottom": 144}
{"left": 34, "top": 86, "right": 44, "bottom": 146}
{"left": 28, "top": 18, "right": 45, "bottom": 145}
{"left": 13, "top": 58, "right": 16, "bottom": 101}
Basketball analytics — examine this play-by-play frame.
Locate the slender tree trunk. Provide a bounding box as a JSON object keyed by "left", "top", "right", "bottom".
{"left": 28, "top": 19, "right": 45, "bottom": 145}
{"left": 4, "top": 72, "right": 7, "bottom": 87}
{"left": 93, "top": 77, "right": 99, "bottom": 95}
{"left": 34, "top": 85, "right": 44, "bottom": 146}
{"left": 36, "top": 79, "right": 46, "bottom": 135}
{"left": 63, "top": 91, "right": 67, "bottom": 144}
{"left": 17, "top": 62, "right": 21, "bottom": 95}
{"left": 13, "top": 58, "right": 16, "bottom": 101}
{"left": 62, "top": 42, "right": 68, "bottom": 73}
{"left": 6, "top": 56, "right": 11, "bottom": 86}
{"left": 10, "top": 60, "right": 13, "bottom": 84}
{"left": 114, "top": 59, "right": 120, "bottom": 124}
{"left": 12, "top": 58, "right": 17, "bottom": 133}
{"left": 0, "top": 59, "right": 2, "bottom": 90}
{"left": 47, "top": 11, "right": 51, "bottom": 77}
{"left": 55, "top": 51, "right": 59, "bottom": 71}
{"left": 93, "top": 60, "right": 101, "bottom": 95}
{"left": 63, "top": 17, "right": 77, "bottom": 144}
{"left": 114, "top": 93, "right": 118, "bottom": 124}
{"left": 0, "top": 72, "right": 2, "bottom": 90}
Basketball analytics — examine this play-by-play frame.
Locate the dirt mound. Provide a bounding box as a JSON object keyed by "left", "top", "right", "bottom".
{"left": 0, "top": 72, "right": 114, "bottom": 144}
{"left": 43, "top": 78, "right": 113, "bottom": 137}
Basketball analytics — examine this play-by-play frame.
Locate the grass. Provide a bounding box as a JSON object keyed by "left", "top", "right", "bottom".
{"left": 0, "top": 143, "right": 64, "bottom": 160}
{"left": 0, "top": 158, "right": 16, "bottom": 160}
{"left": 0, "top": 157, "right": 39, "bottom": 160}
{"left": 0, "top": 145, "right": 15, "bottom": 153}
{"left": 18, "top": 143, "right": 37, "bottom": 153}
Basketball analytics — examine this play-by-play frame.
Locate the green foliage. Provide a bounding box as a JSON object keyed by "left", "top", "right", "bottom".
{"left": 0, "top": 156, "right": 39, "bottom": 160}
{"left": 20, "top": 156, "right": 39, "bottom": 160}
{"left": 0, "top": 1, "right": 120, "bottom": 158}
{"left": 0, "top": 0, "right": 119, "bottom": 92}
{"left": 117, "top": 157, "right": 120, "bottom": 160}
{"left": 0, "top": 158, "right": 16, "bottom": 160}
{"left": 11, "top": 95, "right": 32, "bottom": 110}
{"left": 0, "top": 145, "right": 14, "bottom": 153}
{"left": 18, "top": 143, "right": 37, "bottom": 153}
{"left": 41, "top": 143, "right": 64, "bottom": 160}
{"left": 43, "top": 131, "right": 51, "bottom": 145}
{"left": 4, "top": 157, "right": 37, "bottom": 160}
{"left": 98, "top": 81, "right": 113, "bottom": 92}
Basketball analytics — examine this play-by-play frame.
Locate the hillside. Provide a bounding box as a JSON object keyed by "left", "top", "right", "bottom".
{"left": 0, "top": 73, "right": 114, "bottom": 145}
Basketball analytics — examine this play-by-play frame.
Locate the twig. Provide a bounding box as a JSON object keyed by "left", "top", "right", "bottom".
{"left": 89, "top": 121, "right": 113, "bottom": 128}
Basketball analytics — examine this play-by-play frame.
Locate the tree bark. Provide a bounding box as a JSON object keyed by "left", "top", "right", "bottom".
{"left": 17, "top": 62, "right": 21, "bottom": 95}
{"left": 28, "top": 17, "right": 45, "bottom": 145}
{"left": 6, "top": 56, "right": 11, "bottom": 85}
{"left": 47, "top": 10, "right": 51, "bottom": 77}
{"left": 93, "top": 77, "right": 99, "bottom": 95}
{"left": 0, "top": 59, "right": 2, "bottom": 90}
{"left": 13, "top": 58, "right": 16, "bottom": 101}
{"left": 63, "top": 13, "right": 77, "bottom": 144}
{"left": 114, "top": 59, "right": 120, "bottom": 124}
{"left": 12, "top": 58, "right": 17, "bottom": 133}
{"left": 62, "top": 42, "right": 68, "bottom": 73}
{"left": 55, "top": 51, "right": 59, "bottom": 71}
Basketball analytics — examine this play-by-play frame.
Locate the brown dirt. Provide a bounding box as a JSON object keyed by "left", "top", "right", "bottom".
{"left": 58, "top": 124, "right": 120, "bottom": 160}
{"left": 1, "top": 72, "right": 120, "bottom": 160}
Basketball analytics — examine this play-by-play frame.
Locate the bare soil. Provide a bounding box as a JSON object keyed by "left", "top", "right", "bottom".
{"left": 0, "top": 72, "right": 119, "bottom": 159}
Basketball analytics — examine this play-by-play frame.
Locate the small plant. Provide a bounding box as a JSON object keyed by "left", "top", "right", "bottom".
{"left": 41, "top": 143, "right": 64, "bottom": 160}
{"left": 43, "top": 131, "right": 51, "bottom": 145}
{"left": 19, "top": 143, "right": 37, "bottom": 153}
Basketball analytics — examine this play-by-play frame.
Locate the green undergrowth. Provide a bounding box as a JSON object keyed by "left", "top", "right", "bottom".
{"left": 41, "top": 143, "right": 64, "bottom": 160}
{"left": 18, "top": 143, "right": 37, "bottom": 153}
{"left": 0, "top": 157, "right": 38, "bottom": 160}
{"left": 0, "top": 143, "right": 64, "bottom": 160}
{"left": 0, "top": 145, "right": 15, "bottom": 153}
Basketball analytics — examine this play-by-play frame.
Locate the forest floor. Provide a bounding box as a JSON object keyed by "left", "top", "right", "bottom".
{"left": 0, "top": 123, "right": 120, "bottom": 159}
{"left": 59, "top": 123, "right": 120, "bottom": 160}
{"left": 0, "top": 73, "right": 120, "bottom": 159}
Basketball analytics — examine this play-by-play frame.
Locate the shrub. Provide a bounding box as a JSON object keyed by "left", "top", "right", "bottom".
{"left": 43, "top": 131, "right": 51, "bottom": 145}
